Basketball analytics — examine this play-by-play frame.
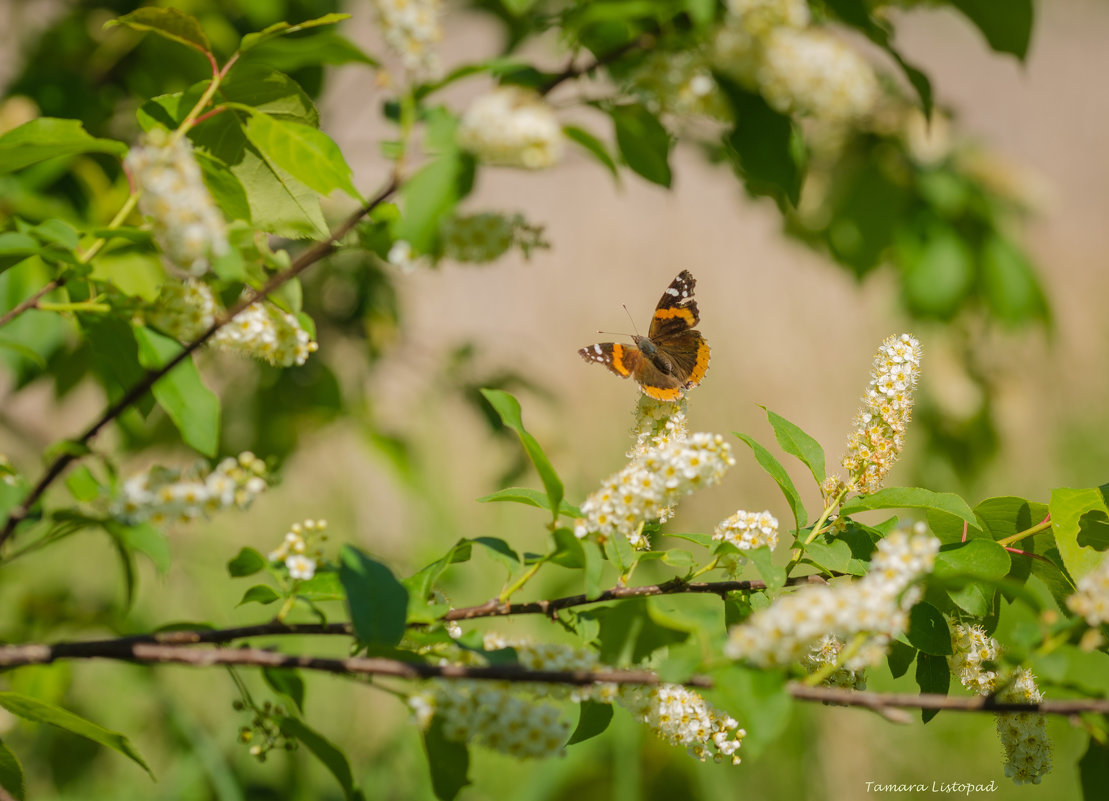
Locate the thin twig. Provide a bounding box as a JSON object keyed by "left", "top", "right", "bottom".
{"left": 537, "top": 34, "right": 655, "bottom": 96}
{"left": 0, "top": 172, "right": 400, "bottom": 550}
{"left": 0, "top": 277, "right": 64, "bottom": 328}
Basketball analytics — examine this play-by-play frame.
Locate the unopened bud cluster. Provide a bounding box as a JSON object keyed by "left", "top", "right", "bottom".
{"left": 803, "top": 635, "right": 867, "bottom": 691}
{"left": 457, "top": 87, "right": 564, "bottom": 170}
{"left": 409, "top": 637, "right": 743, "bottom": 764}
{"left": 125, "top": 130, "right": 229, "bottom": 277}
{"left": 267, "top": 519, "right": 328, "bottom": 581}
{"left": 233, "top": 698, "right": 294, "bottom": 762}
{"left": 441, "top": 212, "right": 549, "bottom": 264}
{"left": 1067, "top": 557, "right": 1109, "bottom": 626}
{"left": 725, "top": 525, "right": 939, "bottom": 669}
{"left": 112, "top": 452, "right": 267, "bottom": 525}
{"left": 145, "top": 280, "right": 318, "bottom": 367}
{"left": 371, "top": 0, "right": 442, "bottom": 73}
{"left": 947, "top": 623, "right": 1052, "bottom": 785}
{"left": 575, "top": 431, "right": 735, "bottom": 549}
{"left": 827, "top": 333, "right": 922, "bottom": 496}
{"left": 712, "top": 0, "right": 879, "bottom": 124}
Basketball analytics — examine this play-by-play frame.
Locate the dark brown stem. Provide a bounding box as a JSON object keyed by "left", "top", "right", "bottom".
{"left": 537, "top": 34, "right": 655, "bottom": 96}
{"left": 0, "top": 277, "right": 64, "bottom": 328}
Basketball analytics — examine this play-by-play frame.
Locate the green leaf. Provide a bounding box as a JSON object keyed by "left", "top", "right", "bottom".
{"left": 243, "top": 112, "right": 360, "bottom": 200}
{"left": 219, "top": 65, "right": 319, "bottom": 126}
{"left": 106, "top": 8, "right": 211, "bottom": 53}
{"left": 718, "top": 78, "right": 802, "bottom": 205}
{"left": 295, "top": 571, "right": 346, "bottom": 602}
{"left": 423, "top": 717, "right": 470, "bottom": 801}
{"left": 933, "top": 539, "right": 1011, "bottom": 583}
{"left": 914, "top": 653, "right": 949, "bottom": 723}
{"left": 603, "top": 532, "right": 635, "bottom": 575}
{"left": 887, "top": 640, "right": 917, "bottom": 679}
{"left": 262, "top": 668, "right": 305, "bottom": 713}
{"left": 0, "top": 740, "right": 25, "bottom": 801}
{"left": 747, "top": 546, "right": 784, "bottom": 592}
{"left": 550, "top": 528, "right": 585, "bottom": 569}
{"left": 582, "top": 539, "right": 604, "bottom": 599}
{"left": 906, "top": 602, "right": 951, "bottom": 656}
{"left": 0, "top": 232, "right": 40, "bottom": 273}
{"left": 765, "top": 408, "right": 825, "bottom": 485}
{"left": 563, "top": 125, "right": 619, "bottom": 180}
{"left": 1050, "top": 487, "right": 1109, "bottom": 584}
{"left": 980, "top": 234, "right": 1048, "bottom": 326}
{"left": 840, "top": 487, "right": 977, "bottom": 529}
{"left": 949, "top": 0, "right": 1034, "bottom": 60}
{"left": 0, "top": 692, "right": 153, "bottom": 778}
{"left": 705, "top": 665, "right": 791, "bottom": 759}
{"left": 240, "top": 31, "right": 379, "bottom": 71}
{"left": 567, "top": 701, "right": 613, "bottom": 745}
{"left": 65, "top": 466, "right": 100, "bottom": 502}
{"left": 502, "top": 0, "right": 538, "bottom": 14}
{"left": 393, "top": 153, "right": 463, "bottom": 252}
{"left": 1080, "top": 737, "right": 1109, "bottom": 801}
{"left": 239, "top": 13, "right": 351, "bottom": 52}
{"left": 480, "top": 389, "right": 564, "bottom": 524}
{"left": 115, "top": 521, "right": 171, "bottom": 574}
{"left": 734, "top": 432, "right": 807, "bottom": 530}
{"left": 237, "top": 584, "right": 280, "bottom": 606}
{"left": 228, "top": 547, "right": 266, "bottom": 577}
{"left": 471, "top": 536, "right": 521, "bottom": 573}
{"left": 897, "top": 223, "right": 974, "bottom": 319}
{"left": 476, "top": 487, "right": 580, "bottom": 518}
{"left": 593, "top": 598, "right": 687, "bottom": 665}
{"left": 610, "top": 104, "right": 672, "bottom": 187}
{"left": 133, "top": 325, "right": 220, "bottom": 457}
{"left": 802, "top": 539, "right": 852, "bottom": 574}
{"left": 0, "top": 119, "right": 128, "bottom": 173}
{"left": 339, "top": 546, "right": 409, "bottom": 647}
{"left": 280, "top": 717, "right": 357, "bottom": 799}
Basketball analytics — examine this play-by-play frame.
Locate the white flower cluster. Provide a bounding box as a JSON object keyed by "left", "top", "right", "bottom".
{"left": 575, "top": 432, "right": 735, "bottom": 549}
{"left": 145, "top": 280, "right": 318, "bottom": 367}
{"left": 1066, "top": 556, "right": 1109, "bottom": 626}
{"left": 628, "top": 397, "right": 689, "bottom": 461}
{"left": 456, "top": 87, "right": 564, "bottom": 170}
{"left": 630, "top": 50, "right": 727, "bottom": 119}
{"left": 267, "top": 519, "right": 328, "bottom": 581}
{"left": 713, "top": 509, "right": 779, "bottom": 551}
{"left": 713, "top": 0, "right": 879, "bottom": 124}
{"left": 441, "top": 212, "right": 549, "bottom": 264}
{"left": 112, "top": 452, "right": 267, "bottom": 525}
{"left": 802, "top": 635, "right": 867, "bottom": 691}
{"left": 725, "top": 525, "right": 939, "bottom": 669}
{"left": 826, "top": 333, "right": 922, "bottom": 496}
{"left": 411, "top": 636, "right": 743, "bottom": 764}
{"left": 371, "top": 0, "right": 442, "bottom": 73}
{"left": 125, "top": 129, "right": 229, "bottom": 277}
{"left": 949, "top": 623, "right": 1001, "bottom": 694}
{"left": 946, "top": 623, "right": 1052, "bottom": 784}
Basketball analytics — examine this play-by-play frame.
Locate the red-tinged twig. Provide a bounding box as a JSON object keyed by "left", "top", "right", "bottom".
{"left": 0, "top": 277, "right": 65, "bottom": 328}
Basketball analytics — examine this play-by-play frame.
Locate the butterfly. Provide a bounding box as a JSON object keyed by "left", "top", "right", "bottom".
{"left": 579, "top": 270, "right": 710, "bottom": 402}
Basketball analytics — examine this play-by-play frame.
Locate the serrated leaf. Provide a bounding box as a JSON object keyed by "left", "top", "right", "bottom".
{"left": 423, "top": 717, "right": 470, "bottom": 801}
{"left": 340, "top": 546, "right": 408, "bottom": 647}
{"left": 610, "top": 104, "right": 672, "bottom": 187}
{"left": 243, "top": 112, "right": 360, "bottom": 200}
{"left": 0, "top": 692, "right": 152, "bottom": 778}
{"left": 567, "top": 701, "right": 612, "bottom": 745}
{"left": 0, "top": 740, "right": 24, "bottom": 801}
{"left": 238, "top": 584, "right": 280, "bottom": 606}
{"left": 906, "top": 602, "right": 951, "bottom": 656}
{"left": 107, "top": 8, "right": 211, "bottom": 53}
{"left": 280, "top": 717, "right": 357, "bottom": 799}
{"left": 263, "top": 668, "right": 305, "bottom": 714}
{"left": 914, "top": 653, "right": 949, "bottom": 723}
{"left": 239, "top": 13, "right": 351, "bottom": 52}
{"left": 734, "top": 432, "right": 807, "bottom": 530}
{"left": 480, "top": 389, "right": 563, "bottom": 524}
{"left": 0, "top": 119, "right": 128, "bottom": 174}
{"left": 1050, "top": 487, "right": 1108, "bottom": 583}
{"left": 133, "top": 325, "right": 220, "bottom": 457}
{"left": 765, "top": 408, "right": 825, "bottom": 485}
{"left": 228, "top": 547, "right": 266, "bottom": 577}
{"left": 840, "top": 487, "right": 977, "bottom": 528}
{"left": 563, "top": 125, "right": 619, "bottom": 179}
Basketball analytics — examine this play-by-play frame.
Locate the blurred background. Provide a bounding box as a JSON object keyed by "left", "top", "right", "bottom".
{"left": 0, "top": 0, "right": 1106, "bottom": 799}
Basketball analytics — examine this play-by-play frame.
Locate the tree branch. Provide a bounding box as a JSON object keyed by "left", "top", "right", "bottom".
{"left": 0, "top": 172, "right": 400, "bottom": 550}
{"left": 537, "top": 34, "right": 655, "bottom": 96}
{"left": 0, "top": 277, "right": 64, "bottom": 328}
{"left": 1, "top": 638, "right": 1105, "bottom": 716}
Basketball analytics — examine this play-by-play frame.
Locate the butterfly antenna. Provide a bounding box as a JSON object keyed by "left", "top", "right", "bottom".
{"left": 621, "top": 304, "right": 641, "bottom": 337}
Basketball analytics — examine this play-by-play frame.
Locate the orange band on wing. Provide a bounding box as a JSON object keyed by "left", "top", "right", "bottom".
{"left": 641, "top": 384, "right": 683, "bottom": 401}
{"left": 653, "top": 308, "right": 696, "bottom": 325}
{"left": 611, "top": 343, "right": 632, "bottom": 376}
{"left": 683, "top": 342, "right": 711, "bottom": 388}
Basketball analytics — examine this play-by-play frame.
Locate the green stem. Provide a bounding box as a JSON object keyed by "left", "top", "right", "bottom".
{"left": 173, "top": 53, "right": 239, "bottom": 144}
{"left": 38, "top": 301, "right": 110, "bottom": 314}
{"left": 997, "top": 518, "right": 1052, "bottom": 548}
{"left": 785, "top": 489, "right": 846, "bottom": 577}
{"left": 688, "top": 555, "right": 720, "bottom": 580}
{"left": 274, "top": 590, "right": 297, "bottom": 623}
{"left": 499, "top": 559, "right": 546, "bottom": 603}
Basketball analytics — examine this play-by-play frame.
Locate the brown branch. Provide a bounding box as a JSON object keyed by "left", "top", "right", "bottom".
{"left": 537, "top": 34, "right": 655, "bottom": 96}
{"left": 1, "top": 638, "right": 1106, "bottom": 716}
{"left": 0, "top": 173, "right": 400, "bottom": 550}
{"left": 0, "top": 277, "right": 65, "bottom": 328}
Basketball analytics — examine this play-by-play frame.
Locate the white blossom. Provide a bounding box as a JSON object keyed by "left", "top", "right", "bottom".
{"left": 457, "top": 88, "right": 564, "bottom": 170}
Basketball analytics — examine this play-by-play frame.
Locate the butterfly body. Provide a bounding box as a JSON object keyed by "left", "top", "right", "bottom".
{"left": 579, "top": 270, "right": 710, "bottom": 402}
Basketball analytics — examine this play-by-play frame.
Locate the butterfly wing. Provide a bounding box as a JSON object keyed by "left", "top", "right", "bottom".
{"left": 579, "top": 342, "right": 644, "bottom": 380}
{"left": 647, "top": 270, "right": 710, "bottom": 390}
